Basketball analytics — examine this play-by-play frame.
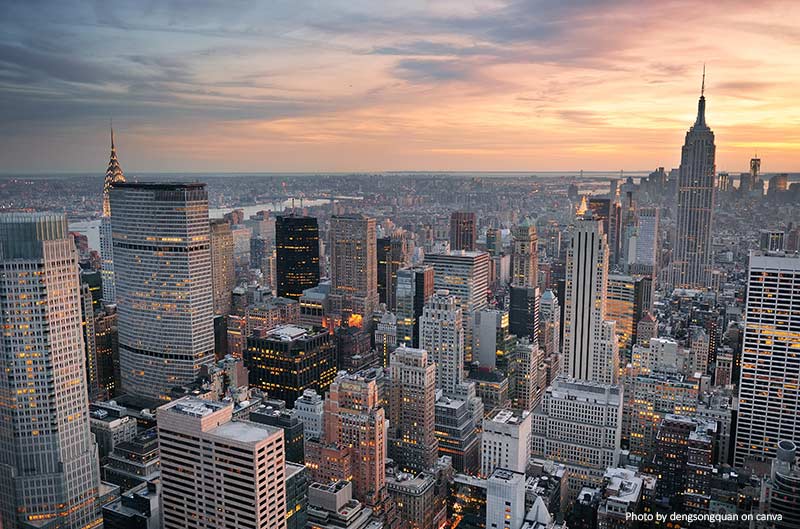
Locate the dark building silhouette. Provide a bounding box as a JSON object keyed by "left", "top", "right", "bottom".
{"left": 276, "top": 214, "right": 320, "bottom": 300}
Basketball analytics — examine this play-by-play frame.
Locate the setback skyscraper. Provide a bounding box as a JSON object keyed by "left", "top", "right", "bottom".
{"left": 450, "top": 211, "right": 477, "bottom": 252}
{"left": 562, "top": 214, "right": 619, "bottom": 384}
{"left": 670, "top": 74, "right": 716, "bottom": 289}
{"left": 111, "top": 182, "right": 215, "bottom": 400}
{"left": 329, "top": 214, "right": 379, "bottom": 326}
{"left": 276, "top": 214, "right": 320, "bottom": 300}
{"left": 100, "top": 125, "right": 126, "bottom": 303}
{"left": 0, "top": 213, "right": 102, "bottom": 529}
{"left": 389, "top": 346, "right": 438, "bottom": 473}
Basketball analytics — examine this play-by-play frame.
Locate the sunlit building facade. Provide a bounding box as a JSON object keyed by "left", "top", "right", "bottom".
{"left": 210, "top": 218, "right": 236, "bottom": 316}
{"left": 329, "top": 215, "right": 379, "bottom": 326}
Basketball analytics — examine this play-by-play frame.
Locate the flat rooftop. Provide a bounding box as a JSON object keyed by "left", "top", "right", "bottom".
{"left": 210, "top": 420, "right": 281, "bottom": 444}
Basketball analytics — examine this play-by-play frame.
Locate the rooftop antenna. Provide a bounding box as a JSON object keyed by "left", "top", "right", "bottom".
{"left": 110, "top": 117, "right": 115, "bottom": 149}
{"left": 701, "top": 63, "right": 705, "bottom": 97}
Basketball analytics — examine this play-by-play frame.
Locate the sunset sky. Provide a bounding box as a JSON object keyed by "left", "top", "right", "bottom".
{"left": 1, "top": 0, "right": 799, "bottom": 173}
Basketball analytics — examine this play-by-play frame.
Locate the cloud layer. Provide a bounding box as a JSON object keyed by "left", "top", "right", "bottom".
{"left": 1, "top": 0, "right": 799, "bottom": 172}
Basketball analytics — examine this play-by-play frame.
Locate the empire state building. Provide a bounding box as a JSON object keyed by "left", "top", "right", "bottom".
{"left": 671, "top": 73, "right": 716, "bottom": 289}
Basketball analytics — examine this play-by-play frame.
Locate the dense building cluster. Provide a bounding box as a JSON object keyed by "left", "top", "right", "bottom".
{"left": 1, "top": 83, "right": 799, "bottom": 529}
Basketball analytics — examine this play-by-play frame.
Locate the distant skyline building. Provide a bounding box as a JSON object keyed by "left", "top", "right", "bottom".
{"left": 632, "top": 207, "right": 659, "bottom": 277}
{"left": 0, "top": 213, "right": 102, "bottom": 529}
{"left": 210, "top": 218, "right": 236, "bottom": 316}
{"left": 511, "top": 219, "right": 539, "bottom": 288}
{"left": 735, "top": 252, "right": 800, "bottom": 469}
{"left": 670, "top": 77, "right": 717, "bottom": 289}
{"left": 562, "top": 215, "right": 619, "bottom": 385}
{"left": 276, "top": 214, "right": 320, "bottom": 300}
{"left": 329, "top": 214, "right": 379, "bottom": 325}
{"left": 450, "top": 211, "right": 477, "bottom": 252}
{"left": 377, "top": 235, "right": 409, "bottom": 310}
{"left": 111, "top": 182, "right": 215, "bottom": 400}
{"left": 100, "top": 125, "right": 126, "bottom": 303}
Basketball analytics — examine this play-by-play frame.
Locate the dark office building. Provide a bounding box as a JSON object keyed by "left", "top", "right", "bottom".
{"left": 449, "top": 211, "right": 477, "bottom": 252}
{"left": 276, "top": 215, "right": 320, "bottom": 300}
{"left": 509, "top": 285, "right": 539, "bottom": 342}
{"left": 377, "top": 236, "right": 408, "bottom": 310}
{"left": 244, "top": 325, "right": 336, "bottom": 408}
{"left": 396, "top": 265, "right": 435, "bottom": 348}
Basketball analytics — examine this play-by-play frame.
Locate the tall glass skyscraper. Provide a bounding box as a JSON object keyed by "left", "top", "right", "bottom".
{"left": 0, "top": 213, "right": 102, "bottom": 529}
{"left": 275, "top": 214, "right": 320, "bottom": 300}
{"left": 110, "top": 182, "right": 215, "bottom": 400}
{"left": 671, "top": 78, "right": 716, "bottom": 289}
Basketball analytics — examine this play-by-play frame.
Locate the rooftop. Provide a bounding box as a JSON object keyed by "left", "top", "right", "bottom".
{"left": 210, "top": 420, "right": 282, "bottom": 444}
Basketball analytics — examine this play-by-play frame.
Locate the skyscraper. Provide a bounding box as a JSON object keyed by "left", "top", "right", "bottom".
{"left": 631, "top": 207, "right": 659, "bottom": 278}
{"left": 210, "top": 219, "right": 235, "bottom": 316}
{"left": 606, "top": 274, "right": 651, "bottom": 356}
{"left": 157, "top": 397, "right": 286, "bottom": 529}
{"left": 245, "top": 325, "right": 337, "bottom": 408}
{"left": 671, "top": 75, "right": 716, "bottom": 289}
{"left": 100, "top": 125, "right": 126, "bottom": 303}
{"left": 587, "top": 197, "right": 621, "bottom": 264}
{"left": 329, "top": 214, "right": 379, "bottom": 326}
{"left": 531, "top": 379, "right": 623, "bottom": 496}
{"left": 562, "top": 215, "right": 619, "bottom": 385}
{"left": 305, "top": 372, "right": 389, "bottom": 511}
{"left": 377, "top": 235, "right": 409, "bottom": 310}
{"left": 395, "top": 265, "right": 435, "bottom": 348}
{"left": 419, "top": 290, "right": 464, "bottom": 395}
{"left": 276, "top": 214, "right": 320, "bottom": 300}
{"left": 450, "top": 211, "right": 477, "bottom": 252}
{"left": 511, "top": 219, "right": 539, "bottom": 288}
{"left": 424, "top": 250, "right": 490, "bottom": 361}
{"left": 111, "top": 182, "right": 215, "bottom": 400}
{"left": 389, "top": 346, "right": 438, "bottom": 473}
{"left": 734, "top": 251, "right": 800, "bottom": 469}
{"left": 0, "top": 213, "right": 102, "bottom": 529}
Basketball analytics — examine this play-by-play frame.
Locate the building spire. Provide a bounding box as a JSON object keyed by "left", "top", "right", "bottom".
{"left": 694, "top": 64, "right": 707, "bottom": 127}
{"left": 102, "top": 120, "right": 126, "bottom": 217}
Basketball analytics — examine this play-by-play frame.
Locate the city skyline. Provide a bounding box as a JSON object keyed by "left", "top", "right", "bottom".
{"left": 2, "top": 3, "right": 800, "bottom": 528}
{"left": 2, "top": 1, "right": 800, "bottom": 173}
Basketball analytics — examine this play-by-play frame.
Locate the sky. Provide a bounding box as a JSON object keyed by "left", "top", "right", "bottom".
{"left": 1, "top": 0, "right": 799, "bottom": 173}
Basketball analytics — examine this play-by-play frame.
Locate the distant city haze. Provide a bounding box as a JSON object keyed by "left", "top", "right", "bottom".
{"left": 1, "top": 2, "right": 800, "bottom": 172}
